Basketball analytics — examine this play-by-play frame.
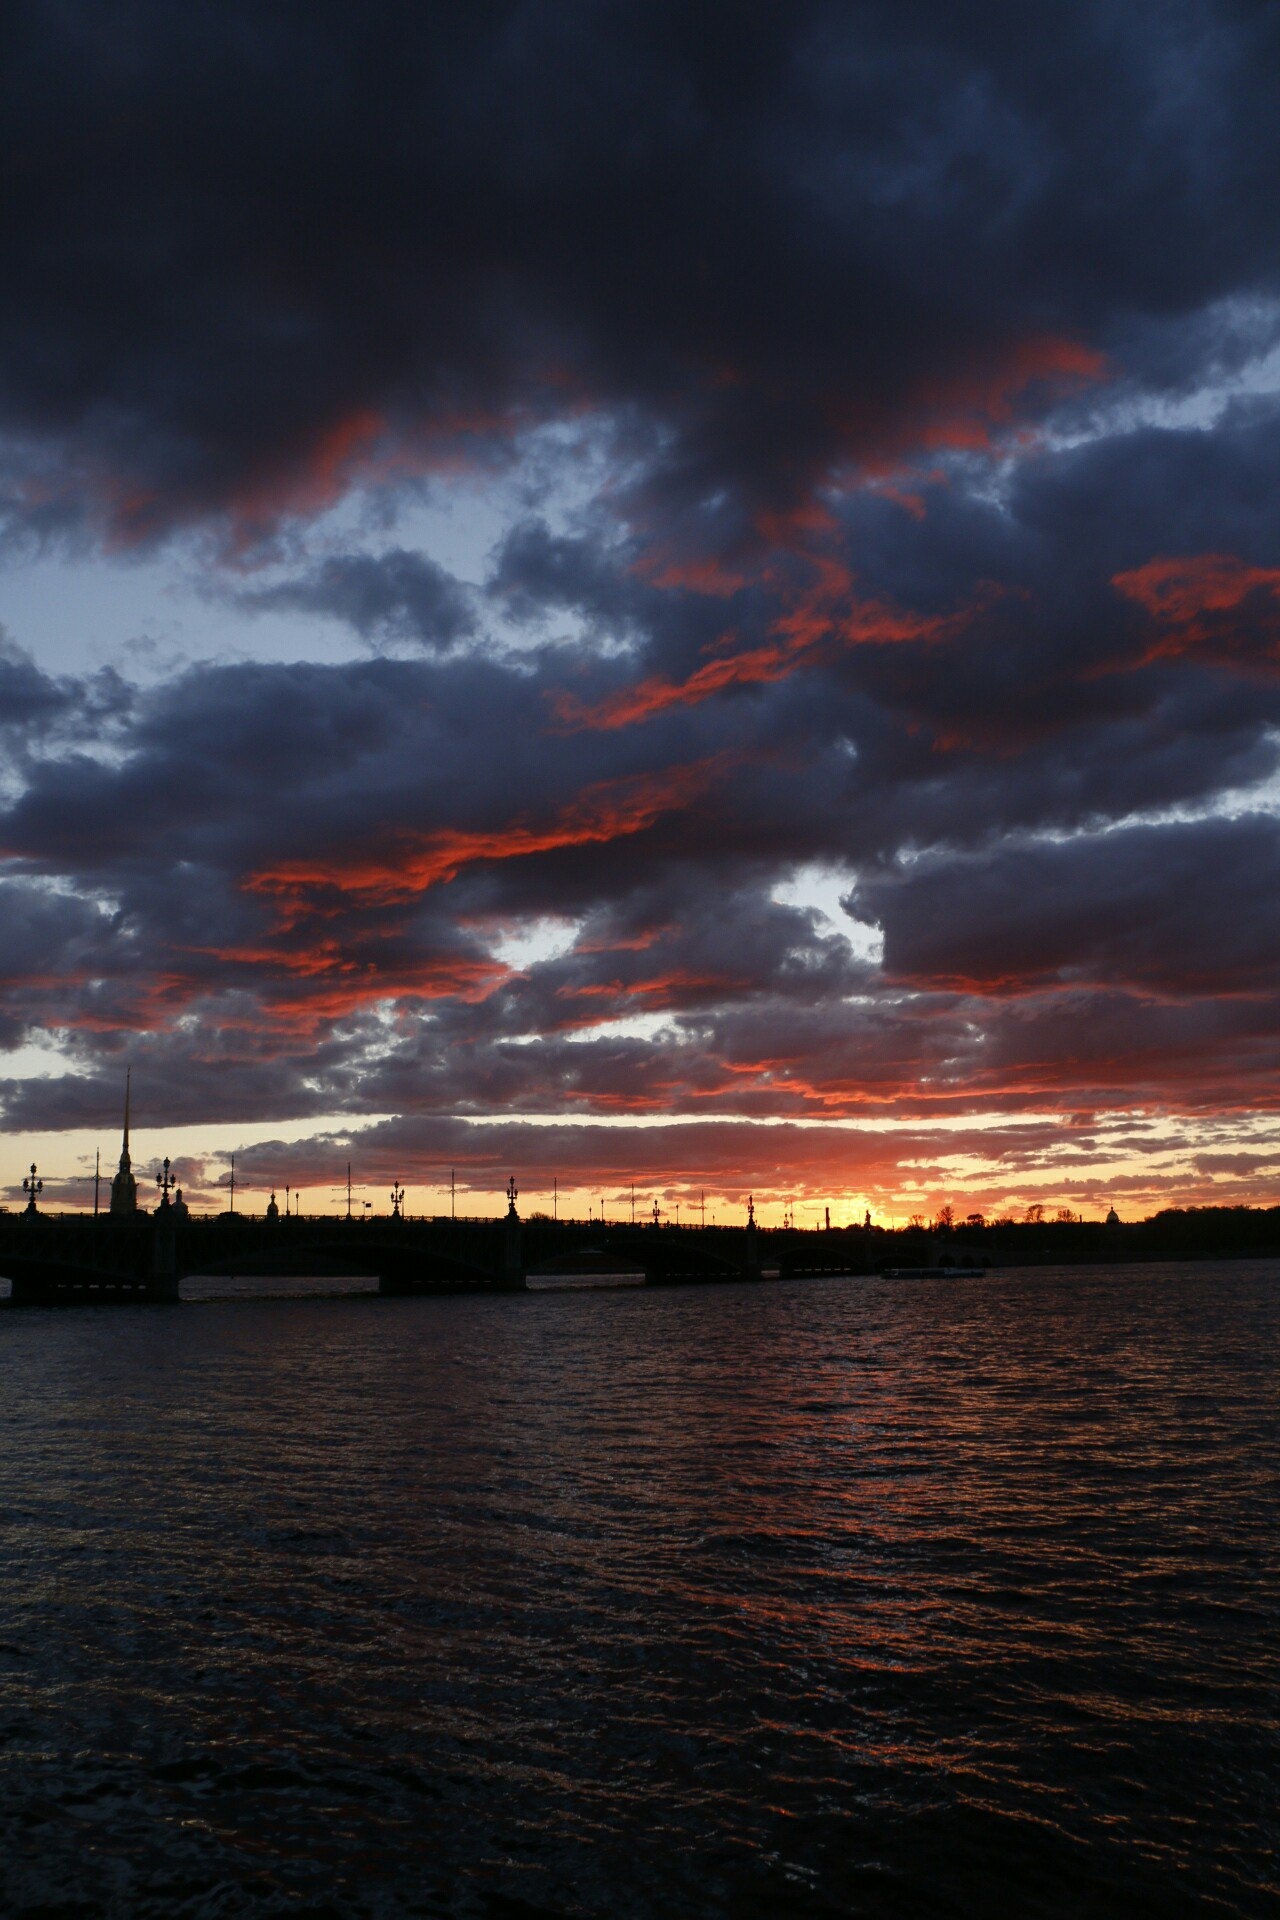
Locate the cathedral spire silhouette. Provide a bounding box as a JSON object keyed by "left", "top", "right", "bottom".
{"left": 109, "top": 1068, "right": 138, "bottom": 1216}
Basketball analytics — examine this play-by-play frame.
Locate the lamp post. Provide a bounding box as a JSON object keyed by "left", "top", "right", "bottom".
{"left": 156, "top": 1157, "right": 175, "bottom": 1208}
{"left": 22, "top": 1163, "right": 43, "bottom": 1215}
{"left": 390, "top": 1180, "right": 405, "bottom": 1220}
{"left": 332, "top": 1164, "right": 354, "bottom": 1219}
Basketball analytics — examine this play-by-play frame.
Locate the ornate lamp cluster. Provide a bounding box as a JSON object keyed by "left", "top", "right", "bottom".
{"left": 13, "top": 1150, "right": 768, "bottom": 1230}
{"left": 22, "top": 1163, "right": 43, "bottom": 1213}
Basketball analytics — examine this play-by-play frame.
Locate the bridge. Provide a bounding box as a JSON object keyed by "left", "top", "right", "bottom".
{"left": 0, "top": 1201, "right": 871, "bottom": 1306}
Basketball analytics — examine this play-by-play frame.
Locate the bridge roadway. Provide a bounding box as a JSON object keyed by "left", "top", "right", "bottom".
{"left": 0, "top": 1207, "right": 872, "bottom": 1306}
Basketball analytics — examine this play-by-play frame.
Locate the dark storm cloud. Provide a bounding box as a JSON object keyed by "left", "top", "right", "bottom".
{"left": 0, "top": 880, "right": 114, "bottom": 980}
{"left": 1, "top": 0, "right": 1278, "bottom": 541}
{"left": 489, "top": 521, "right": 641, "bottom": 630}
{"left": 0, "top": 633, "right": 70, "bottom": 731}
{"left": 453, "top": 884, "right": 871, "bottom": 1051}
{"left": 1, "top": 603, "right": 1278, "bottom": 1138}
{"left": 481, "top": 397, "right": 1280, "bottom": 867}
{"left": 856, "top": 813, "right": 1280, "bottom": 995}
{"left": 0, "top": 878, "right": 116, "bottom": 1050}
{"left": 0, "top": 651, "right": 743, "bottom": 883}
{"left": 0, "top": 634, "right": 133, "bottom": 771}
{"left": 239, "top": 549, "right": 477, "bottom": 651}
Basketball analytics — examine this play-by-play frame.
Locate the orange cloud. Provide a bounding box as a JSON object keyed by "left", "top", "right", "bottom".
{"left": 191, "top": 939, "right": 359, "bottom": 977}
{"left": 44, "top": 971, "right": 197, "bottom": 1032}
{"left": 248, "top": 758, "right": 725, "bottom": 905}
{"left": 254, "top": 956, "right": 508, "bottom": 1033}
{"left": 186, "top": 934, "right": 510, "bottom": 1018}
{"left": 815, "top": 334, "right": 1107, "bottom": 500}
{"left": 905, "top": 333, "right": 1106, "bottom": 456}
{"left": 1113, "top": 553, "right": 1280, "bottom": 668}
{"left": 632, "top": 553, "right": 749, "bottom": 597}
{"left": 219, "top": 408, "right": 389, "bottom": 542}
{"left": 554, "top": 561, "right": 980, "bottom": 731}
{"left": 575, "top": 925, "right": 670, "bottom": 954}
{"left": 24, "top": 943, "right": 511, "bottom": 1041}
{"left": 224, "top": 400, "right": 526, "bottom": 547}
{"left": 555, "top": 970, "right": 730, "bottom": 1004}
{"left": 627, "top": 502, "right": 840, "bottom": 604}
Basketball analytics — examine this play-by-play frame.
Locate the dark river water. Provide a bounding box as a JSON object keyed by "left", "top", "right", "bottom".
{"left": 0, "top": 1263, "right": 1276, "bottom": 1918}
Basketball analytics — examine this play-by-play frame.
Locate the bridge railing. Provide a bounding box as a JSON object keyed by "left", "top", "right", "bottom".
{"left": 1, "top": 1208, "right": 835, "bottom": 1233}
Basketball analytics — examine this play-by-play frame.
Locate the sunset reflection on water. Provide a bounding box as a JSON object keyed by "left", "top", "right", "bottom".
{"left": 0, "top": 1263, "right": 1275, "bottom": 1917}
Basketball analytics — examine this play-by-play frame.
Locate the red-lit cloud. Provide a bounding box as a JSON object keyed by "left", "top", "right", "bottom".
{"left": 906, "top": 333, "right": 1106, "bottom": 454}
{"left": 554, "top": 559, "right": 981, "bottom": 730}
{"left": 249, "top": 759, "right": 726, "bottom": 905}
{"left": 190, "top": 950, "right": 509, "bottom": 1036}
{"left": 1113, "top": 553, "right": 1280, "bottom": 670}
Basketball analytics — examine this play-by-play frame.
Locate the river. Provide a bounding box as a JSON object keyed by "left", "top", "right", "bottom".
{"left": 0, "top": 1262, "right": 1275, "bottom": 1917}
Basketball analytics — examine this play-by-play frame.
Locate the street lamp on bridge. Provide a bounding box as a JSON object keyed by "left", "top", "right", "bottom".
{"left": 22, "top": 1163, "right": 43, "bottom": 1215}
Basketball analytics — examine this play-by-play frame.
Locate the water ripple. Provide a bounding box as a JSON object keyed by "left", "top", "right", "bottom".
{"left": 0, "top": 1262, "right": 1276, "bottom": 1916}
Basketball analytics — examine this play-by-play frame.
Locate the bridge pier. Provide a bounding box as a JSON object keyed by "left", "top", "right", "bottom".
{"left": 150, "top": 1204, "right": 180, "bottom": 1303}
{"left": 503, "top": 1207, "right": 523, "bottom": 1287}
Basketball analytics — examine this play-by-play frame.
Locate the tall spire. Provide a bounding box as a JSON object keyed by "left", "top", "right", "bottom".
{"left": 110, "top": 1068, "right": 138, "bottom": 1216}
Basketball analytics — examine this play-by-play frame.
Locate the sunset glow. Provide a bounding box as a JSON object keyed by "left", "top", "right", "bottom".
{"left": 1, "top": 5, "right": 1278, "bottom": 1233}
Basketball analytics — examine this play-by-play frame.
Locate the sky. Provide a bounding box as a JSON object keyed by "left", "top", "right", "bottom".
{"left": 3, "top": 0, "right": 1280, "bottom": 1225}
